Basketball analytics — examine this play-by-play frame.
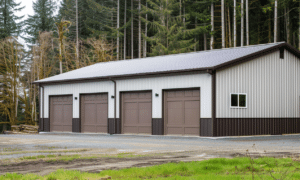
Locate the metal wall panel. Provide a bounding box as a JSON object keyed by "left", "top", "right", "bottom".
{"left": 43, "top": 73, "right": 212, "bottom": 119}
{"left": 216, "top": 50, "right": 300, "bottom": 118}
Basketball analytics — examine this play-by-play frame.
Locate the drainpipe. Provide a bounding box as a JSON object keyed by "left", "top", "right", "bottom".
{"left": 40, "top": 85, "right": 45, "bottom": 132}
{"left": 109, "top": 78, "right": 117, "bottom": 134}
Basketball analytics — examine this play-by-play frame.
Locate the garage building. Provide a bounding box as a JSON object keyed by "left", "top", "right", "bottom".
{"left": 34, "top": 42, "right": 300, "bottom": 136}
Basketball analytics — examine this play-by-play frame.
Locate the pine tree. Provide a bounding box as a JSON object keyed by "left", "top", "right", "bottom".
{"left": 144, "top": 0, "right": 200, "bottom": 56}
{"left": 0, "top": 0, "right": 24, "bottom": 39}
{"left": 25, "top": 0, "right": 57, "bottom": 44}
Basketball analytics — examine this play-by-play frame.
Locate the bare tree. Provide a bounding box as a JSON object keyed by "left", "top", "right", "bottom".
{"left": 234, "top": 0, "right": 236, "bottom": 47}
{"left": 274, "top": 0, "right": 277, "bottom": 42}
{"left": 221, "top": 0, "right": 225, "bottom": 48}
{"left": 138, "top": 0, "right": 141, "bottom": 58}
{"left": 246, "top": 0, "right": 249, "bottom": 46}
{"left": 241, "top": 0, "right": 244, "bottom": 46}
{"left": 55, "top": 20, "right": 71, "bottom": 74}
{"left": 144, "top": 1, "right": 147, "bottom": 58}
{"left": 210, "top": 2, "right": 214, "bottom": 50}
{"left": 131, "top": 0, "right": 133, "bottom": 59}
{"left": 228, "top": 6, "right": 231, "bottom": 47}
{"left": 117, "top": 0, "right": 120, "bottom": 60}
{"left": 124, "top": 0, "right": 127, "bottom": 59}
{"left": 76, "top": 0, "right": 79, "bottom": 68}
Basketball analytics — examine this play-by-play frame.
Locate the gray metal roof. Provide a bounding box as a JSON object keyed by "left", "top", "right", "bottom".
{"left": 35, "top": 42, "right": 286, "bottom": 84}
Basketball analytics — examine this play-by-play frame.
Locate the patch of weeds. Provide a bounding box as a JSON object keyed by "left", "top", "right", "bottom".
{"left": 21, "top": 156, "right": 37, "bottom": 160}
{"left": 2, "top": 147, "right": 22, "bottom": 152}
{"left": 47, "top": 154, "right": 56, "bottom": 158}
{"left": 37, "top": 155, "right": 46, "bottom": 158}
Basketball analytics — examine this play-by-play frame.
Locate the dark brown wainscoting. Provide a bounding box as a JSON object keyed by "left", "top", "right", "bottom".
{"left": 152, "top": 118, "right": 163, "bottom": 135}
{"left": 72, "top": 118, "right": 81, "bottom": 133}
{"left": 39, "top": 118, "right": 44, "bottom": 132}
{"left": 200, "top": 118, "right": 213, "bottom": 137}
{"left": 108, "top": 118, "right": 121, "bottom": 134}
{"left": 216, "top": 118, "right": 300, "bottom": 136}
{"left": 43, "top": 118, "right": 50, "bottom": 132}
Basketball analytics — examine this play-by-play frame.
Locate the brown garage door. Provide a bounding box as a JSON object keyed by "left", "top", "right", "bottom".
{"left": 164, "top": 89, "right": 200, "bottom": 136}
{"left": 121, "top": 91, "right": 152, "bottom": 134}
{"left": 50, "top": 95, "right": 73, "bottom": 132}
{"left": 81, "top": 94, "right": 108, "bottom": 133}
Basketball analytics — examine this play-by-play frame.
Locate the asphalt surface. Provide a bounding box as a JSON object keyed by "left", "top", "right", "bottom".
{"left": 0, "top": 133, "right": 299, "bottom": 159}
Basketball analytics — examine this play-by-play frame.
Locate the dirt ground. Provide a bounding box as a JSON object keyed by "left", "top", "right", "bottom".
{"left": 1, "top": 133, "right": 300, "bottom": 176}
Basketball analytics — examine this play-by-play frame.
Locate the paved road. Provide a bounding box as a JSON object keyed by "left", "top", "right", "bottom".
{"left": 0, "top": 133, "right": 299, "bottom": 159}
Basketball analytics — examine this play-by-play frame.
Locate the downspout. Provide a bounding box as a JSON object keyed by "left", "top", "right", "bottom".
{"left": 109, "top": 79, "right": 117, "bottom": 134}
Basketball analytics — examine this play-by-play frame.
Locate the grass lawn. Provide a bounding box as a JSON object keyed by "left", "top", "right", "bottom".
{"left": 1, "top": 157, "right": 300, "bottom": 180}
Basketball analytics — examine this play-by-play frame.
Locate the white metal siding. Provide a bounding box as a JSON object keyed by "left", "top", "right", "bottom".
{"left": 216, "top": 50, "right": 300, "bottom": 118}
{"left": 42, "top": 73, "right": 212, "bottom": 119}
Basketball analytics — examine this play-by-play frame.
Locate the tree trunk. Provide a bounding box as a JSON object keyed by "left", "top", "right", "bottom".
{"left": 299, "top": 3, "right": 300, "bottom": 50}
{"left": 180, "top": 0, "right": 182, "bottom": 21}
{"left": 234, "top": 0, "right": 236, "bottom": 47}
{"left": 204, "top": 33, "right": 207, "bottom": 50}
{"left": 221, "top": 0, "right": 225, "bottom": 48}
{"left": 246, "top": 0, "right": 249, "bottom": 46}
{"left": 76, "top": 0, "right": 79, "bottom": 68}
{"left": 269, "top": 11, "right": 271, "bottom": 43}
{"left": 131, "top": 0, "right": 133, "bottom": 59}
{"left": 195, "top": 16, "right": 197, "bottom": 51}
{"left": 274, "top": 0, "right": 277, "bottom": 42}
{"left": 124, "top": 0, "right": 127, "bottom": 59}
{"left": 138, "top": 0, "right": 141, "bottom": 58}
{"left": 285, "top": 7, "right": 290, "bottom": 44}
{"left": 228, "top": 6, "right": 231, "bottom": 47}
{"left": 144, "top": 1, "right": 148, "bottom": 58}
{"left": 117, "top": 0, "right": 120, "bottom": 60}
{"left": 241, "top": 0, "right": 244, "bottom": 46}
{"left": 210, "top": 2, "right": 214, "bottom": 50}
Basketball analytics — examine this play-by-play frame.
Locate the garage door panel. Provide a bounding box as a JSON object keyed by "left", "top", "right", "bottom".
{"left": 164, "top": 89, "right": 200, "bottom": 136}
{"left": 122, "top": 91, "right": 152, "bottom": 134}
{"left": 63, "top": 105, "right": 73, "bottom": 126}
{"left": 50, "top": 95, "right": 73, "bottom": 132}
{"left": 184, "top": 127, "right": 199, "bottom": 135}
{"left": 81, "top": 94, "right": 108, "bottom": 133}
{"left": 96, "top": 104, "right": 108, "bottom": 126}
{"left": 138, "top": 126, "right": 151, "bottom": 134}
{"left": 168, "top": 127, "right": 183, "bottom": 135}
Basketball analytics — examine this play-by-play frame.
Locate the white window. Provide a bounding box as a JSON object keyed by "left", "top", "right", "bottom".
{"left": 231, "top": 93, "right": 247, "bottom": 108}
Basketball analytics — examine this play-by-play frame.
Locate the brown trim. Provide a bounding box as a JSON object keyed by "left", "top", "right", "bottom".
{"left": 216, "top": 118, "right": 300, "bottom": 136}
{"left": 162, "top": 87, "right": 201, "bottom": 136}
{"left": 152, "top": 118, "right": 163, "bottom": 135}
{"left": 200, "top": 118, "right": 213, "bottom": 136}
{"left": 79, "top": 92, "right": 109, "bottom": 134}
{"left": 119, "top": 90, "right": 152, "bottom": 134}
{"left": 211, "top": 71, "right": 216, "bottom": 136}
{"left": 72, "top": 118, "right": 81, "bottom": 132}
{"left": 48, "top": 94, "right": 73, "bottom": 132}
{"left": 43, "top": 118, "right": 50, "bottom": 132}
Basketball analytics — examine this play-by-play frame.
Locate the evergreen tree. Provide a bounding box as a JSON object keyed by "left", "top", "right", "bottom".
{"left": 0, "top": 0, "right": 25, "bottom": 39}
{"left": 25, "top": 0, "right": 56, "bottom": 44}
{"left": 144, "top": 0, "right": 201, "bottom": 56}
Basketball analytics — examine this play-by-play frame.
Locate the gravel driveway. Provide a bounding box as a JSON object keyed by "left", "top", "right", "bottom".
{"left": 1, "top": 133, "right": 299, "bottom": 159}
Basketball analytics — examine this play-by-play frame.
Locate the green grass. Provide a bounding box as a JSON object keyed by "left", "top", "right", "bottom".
{"left": 1, "top": 157, "right": 300, "bottom": 180}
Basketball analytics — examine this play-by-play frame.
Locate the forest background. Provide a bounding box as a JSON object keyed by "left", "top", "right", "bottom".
{"left": 0, "top": 0, "right": 297, "bottom": 131}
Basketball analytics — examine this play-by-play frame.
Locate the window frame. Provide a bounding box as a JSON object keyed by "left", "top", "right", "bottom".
{"left": 230, "top": 93, "right": 247, "bottom": 109}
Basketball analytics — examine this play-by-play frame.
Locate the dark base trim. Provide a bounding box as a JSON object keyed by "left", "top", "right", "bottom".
{"left": 72, "top": 118, "right": 81, "bottom": 133}
{"left": 108, "top": 118, "right": 121, "bottom": 134}
{"left": 216, "top": 118, "right": 300, "bottom": 136}
{"left": 200, "top": 118, "right": 213, "bottom": 136}
{"left": 39, "top": 118, "right": 44, "bottom": 132}
{"left": 152, "top": 118, "right": 163, "bottom": 135}
{"left": 43, "top": 118, "right": 50, "bottom": 132}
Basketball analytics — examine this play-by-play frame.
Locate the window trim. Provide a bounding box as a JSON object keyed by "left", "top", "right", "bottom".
{"left": 230, "top": 93, "right": 247, "bottom": 109}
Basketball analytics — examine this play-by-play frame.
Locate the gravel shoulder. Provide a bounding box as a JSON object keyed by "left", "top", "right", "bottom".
{"left": 0, "top": 133, "right": 299, "bottom": 175}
